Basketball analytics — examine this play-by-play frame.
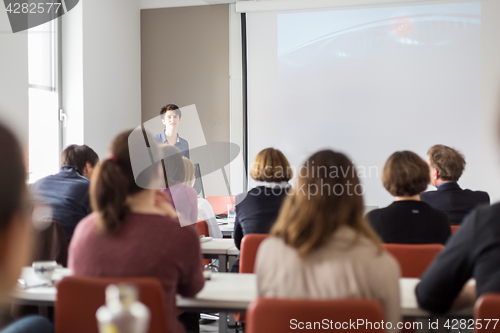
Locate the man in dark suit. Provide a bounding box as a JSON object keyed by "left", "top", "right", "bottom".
{"left": 421, "top": 144, "right": 489, "bottom": 225}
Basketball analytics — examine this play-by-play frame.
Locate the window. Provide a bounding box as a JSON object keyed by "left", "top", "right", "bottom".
{"left": 28, "top": 19, "right": 61, "bottom": 182}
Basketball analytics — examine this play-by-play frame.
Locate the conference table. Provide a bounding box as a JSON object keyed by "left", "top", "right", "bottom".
{"left": 200, "top": 238, "right": 238, "bottom": 272}
{"left": 12, "top": 267, "right": 473, "bottom": 333}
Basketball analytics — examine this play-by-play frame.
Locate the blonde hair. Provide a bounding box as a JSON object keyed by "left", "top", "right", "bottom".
{"left": 271, "top": 150, "right": 381, "bottom": 258}
{"left": 250, "top": 148, "right": 293, "bottom": 182}
{"left": 182, "top": 157, "right": 195, "bottom": 186}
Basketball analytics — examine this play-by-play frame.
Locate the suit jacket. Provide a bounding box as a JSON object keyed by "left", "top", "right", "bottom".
{"left": 420, "top": 182, "right": 490, "bottom": 225}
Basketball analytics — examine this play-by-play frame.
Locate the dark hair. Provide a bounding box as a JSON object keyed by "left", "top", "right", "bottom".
{"left": 90, "top": 130, "right": 143, "bottom": 233}
{"left": 61, "top": 145, "right": 99, "bottom": 174}
{"left": 160, "top": 104, "right": 181, "bottom": 119}
{"left": 428, "top": 144, "right": 466, "bottom": 182}
{"left": 382, "top": 151, "right": 430, "bottom": 197}
{"left": 0, "top": 123, "right": 28, "bottom": 234}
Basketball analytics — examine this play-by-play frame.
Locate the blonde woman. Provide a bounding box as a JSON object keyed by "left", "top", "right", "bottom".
{"left": 182, "top": 157, "right": 222, "bottom": 238}
{"left": 255, "top": 150, "right": 401, "bottom": 326}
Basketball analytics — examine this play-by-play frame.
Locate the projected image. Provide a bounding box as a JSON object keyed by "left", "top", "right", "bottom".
{"left": 277, "top": 2, "right": 481, "bottom": 161}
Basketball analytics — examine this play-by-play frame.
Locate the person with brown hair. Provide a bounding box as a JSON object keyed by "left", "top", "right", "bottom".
{"left": 421, "top": 144, "right": 489, "bottom": 225}
{"left": 255, "top": 150, "right": 401, "bottom": 326}
{"left": 367, "top": 151, "right": 451, "bottom": 244}
{"left": 231, "top": 148, "right": 292, "bottom": 272}
{"left": 30, "top": 144, "right": 99, "bottom": 242}
{"left": 68, "top": 130, "right": 204, "bottom": 333}
{"left": 154, "top": 104, "right": 190, "bottom": 159}
{"left": 0, "top": 122, "right": 53, "bottom": 332}
{"left": 182, "top": 157, "right": 222, "bottom": 238}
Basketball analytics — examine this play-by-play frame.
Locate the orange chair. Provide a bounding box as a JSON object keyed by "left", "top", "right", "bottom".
{"left": 383, "top": 243, "right": 444, "bottom": 278}
{"left": 239, "top": 234, "right": 270, "bottom": 274}
{"left": 55, "top": 276, "right": 167, "bottom": 333}
{"left": 205, "top": 195, "right": 236, "bottom": 214}
{"left": 247, "top": 298, "right": 385, "bottom": 333}
{"left": 451, "top": 225, "right": 460, "bottom": 235}
{"left": 475, "top": 294, "right": 500, "bottom": 333}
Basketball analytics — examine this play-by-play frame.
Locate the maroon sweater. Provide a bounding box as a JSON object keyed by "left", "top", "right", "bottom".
{"left": 69, "top": 212, "right": 205, "bottom": 333}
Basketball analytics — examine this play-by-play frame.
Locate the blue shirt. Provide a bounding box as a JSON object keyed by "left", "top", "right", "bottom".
{"left": 30, "top": 166, "right": 91, "bottom": 242}
{"left": 153, "top": 131, "right": 190, "bottom": 159}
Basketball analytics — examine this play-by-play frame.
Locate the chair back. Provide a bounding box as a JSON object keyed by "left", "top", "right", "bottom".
{"left": 205, "top": 195, "right": 236, "bottom": 214}
{"left": 475, "top": 294, "right": 500, "bottom": 333}
{"left": 196, "top": 220, "right": 210, "bottom": 237}
{"left": 247, "top": 298, "right": 385, "bottom": 333}
{"left": 451, "top": 225, "right": 460, "bottom": 235}
{"left": 239, "top": 234, "right": 269, "bottom": 273}
{"left": 55, "top": 276, "right": 167, "bottom": 333}
{"left": 33, "top": 220, "right": 68, "bottom": 266}
{"left": 383, "top": 243, "right": 444, "bottom": 278}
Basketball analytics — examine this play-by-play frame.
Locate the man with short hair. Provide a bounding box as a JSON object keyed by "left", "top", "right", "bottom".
{"left": 31, "top": 145, "right": 99, "bottom": 242}
{"left": 421, "top": 144, "right": 489, "bottom": 225}
{"left": 154, "top": 104, "right": 190, "bottom": 159}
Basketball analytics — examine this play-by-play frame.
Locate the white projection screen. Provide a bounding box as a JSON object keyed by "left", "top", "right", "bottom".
{"left": 246, "top": 0, "right": 500, "bottom": 207}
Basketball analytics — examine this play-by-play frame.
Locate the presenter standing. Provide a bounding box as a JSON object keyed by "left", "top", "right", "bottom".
{"left": 154, "top": 104, "right": 190, "bottom": 159}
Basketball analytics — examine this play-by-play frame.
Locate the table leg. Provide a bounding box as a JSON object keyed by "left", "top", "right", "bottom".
{"left": 219, "top": 311, "right": 228, "bottom": 333}
{"left": 218, "top": 254, "right": 227, "bottom": 272}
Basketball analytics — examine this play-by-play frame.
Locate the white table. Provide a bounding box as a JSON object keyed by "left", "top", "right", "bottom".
{"left": 11, "top": 269, "right": 475, "bottom": 333}
{"left": 217, "top": 219, "right": 234, "bottom": 237}
{"left": 200, "top": 239, "right": 237, "bottom": 272}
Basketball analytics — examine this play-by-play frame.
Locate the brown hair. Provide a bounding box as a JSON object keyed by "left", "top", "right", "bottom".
{"left": 250, "top": 148, "right": 293, "bottom": 182}
{"left": 90, "top": 130, "right": 144, "bottom": 233}
{"left": 271, "top": 150, "right": 381, "bottom": 258}
{"left": 0, "top": 123, "right": 28, "bottom": 234}
{"left": 61, "top": 144, "right": 99, "bottom": 174}
{"left": 182, "top": 157, "right": 195, "bottom": 186}
{"left": 160, "top": 104, "right": 181, "bottom": 120}
{"left": 382, "top": 151, "right": 430, "bottom": 197}
{"left": 427, "top": 144, "right": 465, "bottom": 182}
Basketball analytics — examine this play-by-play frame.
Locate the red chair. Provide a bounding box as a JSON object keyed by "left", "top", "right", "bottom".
{"left": 383, "top": 243, "right": 444, "bottom": 278}
{"left": 239, "top": 234, "right": 269, "bottom": 274}
{"left": 474, "top": 294, "right": 500, "bottom": 333}
{"left": 196, "top": 221, "right": 212, "bottom": 267}
{"left": 247, "top": 298, "right": 385, "bottom": 333}
{"left": 205, "top": 195, "right": 236, "bottom": 214}
{"left": 55, "top": 276, "right": 167, "bottom": 333}
{"left": 451, "top": 225, "right": 460, "bottom": 235}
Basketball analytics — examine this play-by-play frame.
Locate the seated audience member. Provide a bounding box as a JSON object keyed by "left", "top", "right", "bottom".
{"left": 182, "top": 158, "right": 222, "bottom": 238}
{"left": 231, "top": 148, "right": 292, "bottom": 272}
{"left": 68, "top": 130, "right": 204, "bottom": 333}
{"left": 30, "top": 145, "right": 99, "bottom": 242}
{"left": 160, "top": 145, "right": 198, "bottom": 227}
{"left": 367, "top": 151, "right": 451, "bottom": 244}
{"left": 0, "top": 123, "right": 53, "bottom": 333}
{"left": 255, "top": 150, "right": 401, "bottom": 326}
{"left": 421, "top": 144, "right": 490, "bottom": 225}
{"left": 415, "top": 203, "right": 500, "bottom": 314}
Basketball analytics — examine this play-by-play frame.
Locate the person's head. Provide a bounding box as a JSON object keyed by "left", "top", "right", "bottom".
{"left": 250, "top": 148, "right": 293, "bottom": 183}
{"left": 427, "top": 144, "right": 466, "bottom": 187}
{"left": 160, "top": 104, "right": 181, "bottom": 132}
{"left": 0, "top": 123, "right": 32, "bottom": 297}
{"left": 160, "top": 144, "right": 185, "bottom": 188}
{"left": 182, "top": 157, "right": 196, "bottom": 188}
{"left": 91, "top": 130, "right": 161, "bottom": 233}
{"left": 271, "top": 150, "right": 380, "bottom": 258}
{"left": 382, "top": 151, "right": 430, "bottom": 198}
{"left": 61, "top": 144, "right": 99, "bottom": 179}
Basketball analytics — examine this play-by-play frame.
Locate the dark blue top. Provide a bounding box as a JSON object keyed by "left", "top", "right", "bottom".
{"left": 416, "top": 203, "right": 500, "bottom": 314}
{"left": 421, "top": 182, "right": 490, "bottom": 225}
{"left": 30, "top": 166, "right": 91, "bottom": 242}
{"left": 153, "top": 131, "right": 190, "bottom": 159}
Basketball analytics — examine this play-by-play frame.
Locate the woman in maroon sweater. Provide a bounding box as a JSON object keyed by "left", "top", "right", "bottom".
{"left": 69, "top": 130, "right": 204, "bottom": 333}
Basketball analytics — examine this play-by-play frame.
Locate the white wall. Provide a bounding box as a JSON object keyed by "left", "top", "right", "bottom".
{"left": 61, "top": 0, "right": 142, "bottom": 158}
{"left": 141, "top": 0, "right": 209, "bottom": 9}
{"left": 0, "top": 9, "right": 28, "bottom": 149}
